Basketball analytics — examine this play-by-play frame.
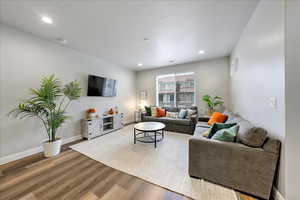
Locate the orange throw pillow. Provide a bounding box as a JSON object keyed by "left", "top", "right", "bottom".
{"left": 208, "top": 112, "right": 228, "bottom": 125}
{"left": 156, "top": 107, "right": 166, "bottom": 117}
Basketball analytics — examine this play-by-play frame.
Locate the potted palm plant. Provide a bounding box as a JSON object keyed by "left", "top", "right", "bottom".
{"left": 9, "top": 75, "right": 81, "bottom": 157}
{"left": 202, "top": 94, "right": 224, "bottom": 115}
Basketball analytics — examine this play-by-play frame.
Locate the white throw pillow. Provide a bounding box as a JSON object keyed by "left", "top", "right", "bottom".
{"left": 186, "top": 109, "right": 196, "bottom": 118}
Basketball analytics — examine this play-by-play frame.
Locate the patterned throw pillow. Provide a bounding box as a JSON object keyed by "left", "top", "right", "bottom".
{"left": 178, "top": 109, "right": 187, "bottom": 119}
{"left": 151, "top": 107, "right": 157, "bottom": 117}
{"left": 166, "top": 111, "right": 179, "bottom": 118}
{"left": 208, "top": 112, "right": 228, "bottom": 125}
{"left": 211, "top": 125, "right": 239, "bottom": 142}
{"left": 208, "top": 123, "right": 237, "bottom": 139}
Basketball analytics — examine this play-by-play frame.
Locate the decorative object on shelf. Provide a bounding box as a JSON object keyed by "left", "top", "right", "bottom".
{"left": 86, "top": 108, "right": 97, "bottom": 119}
{"left": 108, "top": 108, "right": 114, "bottom": 115}
{"left": 114, "top": 106, "right": 119, "bottom": 114}
{"left": 202, "top": 94, "right": 224, "bottom": 116}
{"left": 8, "top": 75, "right": 81, "bottom": 157}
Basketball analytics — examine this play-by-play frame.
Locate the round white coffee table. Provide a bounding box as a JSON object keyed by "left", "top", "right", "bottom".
{"left": 134, "top": 122, "right": 166, "bottom": 148}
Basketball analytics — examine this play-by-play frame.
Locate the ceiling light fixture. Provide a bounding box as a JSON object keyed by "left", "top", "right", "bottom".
{"left": 41, "top": 16, "right": 53, "bottom": 24}
{"left": 169, "top": 60, "right": 175, "bottom": 63}
{"left": 138, "top": 63, "right": 143, "bottom": 67}
{"left": 198, "top": 50, "right": 205, "bottom": 55}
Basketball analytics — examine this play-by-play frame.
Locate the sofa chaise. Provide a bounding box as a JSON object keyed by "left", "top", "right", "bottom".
{"left": 188, "top": 112, "right": 281, "bottom": 199}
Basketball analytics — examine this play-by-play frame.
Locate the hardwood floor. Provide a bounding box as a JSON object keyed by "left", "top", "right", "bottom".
{"left": 0, "top": 140, "right": 258, "bottom": 200}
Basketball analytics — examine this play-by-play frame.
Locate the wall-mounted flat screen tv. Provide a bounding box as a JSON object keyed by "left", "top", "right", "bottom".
{"left": 87, "top": 75, "right": 117, "bottom": 97}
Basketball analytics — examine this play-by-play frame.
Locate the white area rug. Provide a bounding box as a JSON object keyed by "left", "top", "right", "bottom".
{"left": 71, "top": 124, "right": 237, "bottom": 200}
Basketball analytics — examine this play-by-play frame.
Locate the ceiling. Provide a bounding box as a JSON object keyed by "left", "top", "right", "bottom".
{"left": 0, "top": 0, "right": 259, "bottom": 70}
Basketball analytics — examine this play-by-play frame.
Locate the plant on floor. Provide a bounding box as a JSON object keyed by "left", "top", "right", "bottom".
{"left": 9, "top": 75, "right": 82, "bottom": 142}
{"left": 202, "top": 94, "right": 224, "bottom": 115}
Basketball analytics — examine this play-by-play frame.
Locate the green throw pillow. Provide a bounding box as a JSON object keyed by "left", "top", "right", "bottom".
{"left": 211, "top": 125, "right": 239, "bottom": 142}
{"left": 208, "top": 123, "right": 237, "bottom": 139}
{"left": 145, "top": 106, "right": 151, "bottom": 116}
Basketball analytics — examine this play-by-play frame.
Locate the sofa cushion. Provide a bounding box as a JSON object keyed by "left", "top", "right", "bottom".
{"left": 208, "top": 123, "right": 237, "bottom": 138}
{"left": 193, "top": 126, "right": 210, "bottom": 137}
{"left": 178, "top": 109, "right": 188, "bottom": 119}
{"left": 145, "top": 106, "right": 151, "bottom": 116}
{"left": 162, "top": 117, "right": 191, "bottom": 125}
{"left": 166, "top": 111, "right": 178, "bottom": 118}
{"left": 143, "top": 116, "right": 191, "bottom": 126}
{"left": 239, "top": 127, "right": 268, "bottom": 148}
{"left": 151, "top": 106, "right": 157, "bottom": 117}
{"left": 156, "top": 107, "right": 166, "bottom": 117}
{"left": 225, "top": 114, "right": 244, "bottom": 124}
{"left": 208, "top": 112, "right": 228, "bottom": 125}
{"left": 236, "top": 119, "right": 254, "bottom": 142}
{"left": 164, "top": 107, "right": 179, "bottom": 112}
{"left": 211, "top": 125, "right": 239, "bottom": 142}
{"left": 186, "top": 109, "right": 197, "bottom": 118}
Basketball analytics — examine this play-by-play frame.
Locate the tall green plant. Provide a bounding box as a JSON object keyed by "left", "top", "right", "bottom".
{"left": 202, "top": 94, "right": 224, "bottom": 110}
{"left": 9, "top": 75, "right": 82, "bottom": 142}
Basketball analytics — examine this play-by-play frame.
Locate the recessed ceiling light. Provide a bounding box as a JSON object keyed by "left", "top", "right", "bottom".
{"left": 41, "top": 16, "right": 53, "bottom": 24}
{"left": 198, "top": 50, "right": 205, "bottom": 55}
{"left": 138, "top": 63, "right": 143, "bottom": 67}
{"left": 144, "top": 38, "right": 150, "bottom": 42}
{"left": 169, "top": 60, "right": 175, "bottom": 63}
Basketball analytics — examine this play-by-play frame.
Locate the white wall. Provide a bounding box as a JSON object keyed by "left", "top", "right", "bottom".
{"left": 136, "top": 57, "right": 230, "bottom": 113}
{"left": 230, "top": 0, "right": 285, "bottom": 196}
{"left": 286, "top": 0, "right": 300, "bottom": 199}
{"left": 0, "top": 24, "right": 136, "bottom": 157}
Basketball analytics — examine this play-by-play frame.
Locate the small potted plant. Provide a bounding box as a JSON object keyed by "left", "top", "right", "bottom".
{"left": 202, "top": 94, "right": 224, "bottom": 115}
{"left": 9, "top": 75, "right": 81, "bottom": 157}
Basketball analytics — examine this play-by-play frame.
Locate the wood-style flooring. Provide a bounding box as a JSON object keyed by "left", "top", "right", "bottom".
{"left": 0, "top": 140, "right": 258, "bottom": 200}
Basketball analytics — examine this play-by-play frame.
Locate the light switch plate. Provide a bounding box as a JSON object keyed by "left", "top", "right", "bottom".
{"left": 269, "top": 97, "right": 277, "bottom": 110}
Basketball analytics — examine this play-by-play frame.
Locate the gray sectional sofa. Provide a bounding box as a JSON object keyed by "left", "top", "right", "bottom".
{"left": 189, "top": 111, "right": 281, "bottom": 199}
{"left": 141, "top": 106, "right": 198, "bottom": 134}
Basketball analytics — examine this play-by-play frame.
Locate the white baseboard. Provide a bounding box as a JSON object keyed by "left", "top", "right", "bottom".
{"left": 0, "top": 135, "right": 82, "bottom": 165}
{"left": 272, "top": 186, "right": 285, "bottom": 200}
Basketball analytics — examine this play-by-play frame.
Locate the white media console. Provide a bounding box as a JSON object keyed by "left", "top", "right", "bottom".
{"left": 81, "top": 113, "right": 124, "bottom": 140}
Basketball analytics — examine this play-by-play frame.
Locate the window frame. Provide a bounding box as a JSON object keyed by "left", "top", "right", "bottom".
{"left": 156, "top": 72, "right": 195, "bottom": 107}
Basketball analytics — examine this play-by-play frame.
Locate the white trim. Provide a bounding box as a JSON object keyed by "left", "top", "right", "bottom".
{"left": 272, "top": 186, "right": 285, "bottom": 200}
{"left": 0, "top": 135, "right": 82, "bottom": 165}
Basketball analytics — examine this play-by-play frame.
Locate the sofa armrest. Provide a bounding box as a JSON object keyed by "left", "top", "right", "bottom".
{"left": 190, "top": 114, "right": 198, "bottom": 127}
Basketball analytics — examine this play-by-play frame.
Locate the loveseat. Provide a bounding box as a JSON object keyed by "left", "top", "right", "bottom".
{"left": 141, "top": 106, "right": 198, "bottom": 134}
{"left": 188, "top": 111, "right": 281, "bottom": 199}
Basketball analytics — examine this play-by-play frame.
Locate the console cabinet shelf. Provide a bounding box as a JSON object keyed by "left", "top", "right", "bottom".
{"left": 81, "top": 113, "right": 124, "bottom": 140}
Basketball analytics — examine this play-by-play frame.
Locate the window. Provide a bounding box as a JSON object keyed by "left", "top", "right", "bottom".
{"left": 156, "top": 72, "right": 195, "bottom": 108}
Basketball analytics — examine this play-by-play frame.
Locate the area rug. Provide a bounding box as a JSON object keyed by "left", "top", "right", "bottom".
{"left": 71, "top": 124, "right": 238, "bottom": 200}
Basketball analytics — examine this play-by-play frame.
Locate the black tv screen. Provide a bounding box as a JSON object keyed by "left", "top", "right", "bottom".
{"left": 87, "top": 75, "right": 117, "bottom": 97}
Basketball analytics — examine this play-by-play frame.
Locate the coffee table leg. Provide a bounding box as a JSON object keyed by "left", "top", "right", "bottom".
{"left": 162, "top": 130, "right": 164, "bottom": 139}
{"left": 134, "top": 128, "right": 136, "bottom": 144}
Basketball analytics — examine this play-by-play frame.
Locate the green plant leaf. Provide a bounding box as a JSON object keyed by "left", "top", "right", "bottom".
{"left": 8, "top": 75, "right": 81, "bottom": 142}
